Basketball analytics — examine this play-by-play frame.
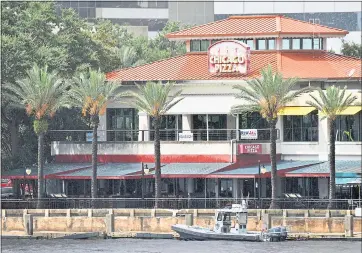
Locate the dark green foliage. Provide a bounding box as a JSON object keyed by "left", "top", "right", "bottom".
{"left": 341, "top": 40, "right": 362, "bottom": 58}
{"left": 1, "top": 1, "right": 187, "bottom": 171}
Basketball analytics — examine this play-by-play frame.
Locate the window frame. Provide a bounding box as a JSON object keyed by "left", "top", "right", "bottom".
{"left": 335, "top": 112, "right": 362, "bottom": 142}
{"left": 282, "top": 38, "right": 324, "bottom": 50}
{"left": 283, "top": 110, "right": 319, "bottom": 142}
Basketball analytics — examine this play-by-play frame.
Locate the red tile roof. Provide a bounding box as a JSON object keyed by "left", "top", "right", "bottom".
{"left": 166, "top": 15, "right": 348, "bottom": 39}
{"left": 106, "top": 51, "right": 361, "bottom": 82}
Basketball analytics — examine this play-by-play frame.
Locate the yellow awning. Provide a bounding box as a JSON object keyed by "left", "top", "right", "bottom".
{"left": 278, "top": 107, "right": 316, "bottom": 116}
{"left": 336, "top": 106, "right": 362, "bottom": 115}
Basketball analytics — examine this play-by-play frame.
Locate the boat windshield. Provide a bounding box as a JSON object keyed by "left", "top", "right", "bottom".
{"left": 217, "top": 212, "right": 231, "bottom": 221}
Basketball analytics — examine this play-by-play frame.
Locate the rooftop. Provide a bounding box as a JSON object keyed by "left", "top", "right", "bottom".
{"left": 214, "top": 160, "right": 321, "bottom": 177}
{"left": 286, "top": 160, "right": 362, "bottom": 177}
{"left": 166, "top": 15, "right": 348, "bottom": 40}
{"left": 106, "top": 51, "right": 361, "bottom": 82}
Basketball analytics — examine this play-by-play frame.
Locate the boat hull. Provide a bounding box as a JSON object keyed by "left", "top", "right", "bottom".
{"left": 172, "top": 225, "right": 262, "bottom": 242}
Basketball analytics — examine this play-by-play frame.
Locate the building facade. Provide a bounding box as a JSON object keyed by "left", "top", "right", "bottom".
{"left": 56, "top": 0, "right": 214, "bottom": 38}
{"left": 4, "top": 15, "right": 361, "bottom": 201}
{"left": 214, "top": 0, "right": 361, "bottom": 53}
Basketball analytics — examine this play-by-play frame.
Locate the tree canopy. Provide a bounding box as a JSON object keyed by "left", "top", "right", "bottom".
{"left": 1, "top": 1, "right": 187, "bottom": 171}
{"left": 341, "top": 40, "right": 362, "bottom": 58}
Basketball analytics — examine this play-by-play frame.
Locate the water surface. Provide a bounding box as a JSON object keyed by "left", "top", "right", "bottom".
{"left": 1, "top": 238, "right": 361, "bottom": 253}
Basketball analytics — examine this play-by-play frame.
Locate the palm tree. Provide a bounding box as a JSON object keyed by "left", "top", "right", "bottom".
{"left": 5, "top": 64, "right": 67, "bottom": 207}
{"left": 127, "top": 81, "right": 183, "bottom": 208}
{"left": 67, "top": 69, "right": 126, "bottom": 199}
{"left": 307, "top": 86, "right": 358, "bottom": 209}
{"left": 231, "top": 66, "right": 311, "bottom": 209}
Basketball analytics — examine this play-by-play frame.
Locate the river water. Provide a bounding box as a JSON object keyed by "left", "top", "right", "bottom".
{"left": 1, "top": 239, "right": 361, "bottom": 253}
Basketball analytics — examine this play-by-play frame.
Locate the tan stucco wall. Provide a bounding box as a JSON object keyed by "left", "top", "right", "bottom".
{"left": 2, "top": 209, "right": 361, "bottom": 235}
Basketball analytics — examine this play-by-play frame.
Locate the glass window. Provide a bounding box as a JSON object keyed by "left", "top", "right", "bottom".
{"left": 257, "top": 39, "right": 266, "bottom": 50}
{"left": 70, "top": 1, "right": 79, "bottom": 7}
{"left": 190, "top": 40, "right": 201, "bottom": 51}
{"left": 208, "top": 115, "right": 227, "bottom": 141}
{"left": 149, "top": 115, "right": 182, "bottom": 141}
{"left": 282, "top": 39, "right": 290, "bottom": 49}
{"left": 79, "top": 2, "right": 88, "bottom": 7}
{"left": 302, "top": 38, "right": 312, "bottom": 49}
{"left": 78, "top": 8, "right": 87, "bottom": 18}
{"left": 246, "top": 39, "right": 254, "bottom": 50}
{"left": 200, "top": 40, "right": 210, "bottom": 51}
{"left": 211, "top": 39, "right": 220, "bottom": 45}
{"left": 313, "top": 38, "right": 323, "bottom": 49}
{"left": 156, "top": 1, "right": 168, "bottom": 8}
{"left": 283, "top": 110, "right": 319, "bottom": 142}
{"left": 106, "top": 108, "right": 138, "bottom": 141}
{"left": 239, "top": 112, "right": 269, "bottom": 140}
{"left": 193, "top": 115, "right": 207, "bottom": 141}
{"left": 268, "top": 39, "right": 275, "bottom": 50}
{"left": 292, "top": 39, "right": 301, "bottom": 49}
{"left": 87, "top": 8, "right": 95, "bottom": 18}
{"left": 336, "top": 112, "right": 362, "bottom": 141}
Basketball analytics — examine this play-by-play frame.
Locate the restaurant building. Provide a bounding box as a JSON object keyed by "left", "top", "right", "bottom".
{"left": 3, "top": 15, "right": 361, "bottom": 201}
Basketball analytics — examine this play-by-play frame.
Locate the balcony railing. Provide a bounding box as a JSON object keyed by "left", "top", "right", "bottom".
{"left": 48, "top": 129, "right": 279, "bottom": 142}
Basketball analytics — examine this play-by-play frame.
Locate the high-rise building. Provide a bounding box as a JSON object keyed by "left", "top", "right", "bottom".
{"left": 214, "top": 0, "right": 361, "bottom": 53}
{"left": 56, "top": 1, "right": 214, "bottom": 38}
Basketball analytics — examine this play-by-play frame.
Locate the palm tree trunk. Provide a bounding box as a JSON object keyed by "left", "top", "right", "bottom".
{"left": 269, "top": 119, "right": 279, "bottom": 209}
{"left": 37, "top": 132, "right": 44, "bottom": 209}
{"left": 328, "top": 119, "right": 336, "bottom": 209}
{"left": 153, "top": 117, "right": 161, "bottom": 208}
{"left": 91, "top": 115, "right": 99, "bottom": 202}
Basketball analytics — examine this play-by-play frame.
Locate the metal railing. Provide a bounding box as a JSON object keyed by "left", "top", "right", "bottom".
{"left": 48, "top": 129, "right": 278, "bottom": 142}
{"left": 1, "top": 198, "right": 360, "bottom": 210}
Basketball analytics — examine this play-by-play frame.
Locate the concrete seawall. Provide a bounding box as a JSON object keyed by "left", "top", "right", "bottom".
{"left": 2, "top": 209, "right": 361, "bottom": 237}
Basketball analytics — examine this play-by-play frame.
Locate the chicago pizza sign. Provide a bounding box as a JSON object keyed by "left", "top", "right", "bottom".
{"left": 208, "top": 40, "right": 250, "bottom": 74}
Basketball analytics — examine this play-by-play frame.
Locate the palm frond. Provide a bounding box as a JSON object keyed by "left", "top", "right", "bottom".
{"left": 6, "top": 63, "right": 67, "bottom": 120}
{"left": 232, "top": 65, "right": 306, "bottom": 121}
{"left": 66, "top": 69, "right": 122, "bottom": 117}
{"left": 127, "top": 81, "right": 183, "bottom": 117}
{"left": 306, "top": 85, "right": 358, "bottom": 120}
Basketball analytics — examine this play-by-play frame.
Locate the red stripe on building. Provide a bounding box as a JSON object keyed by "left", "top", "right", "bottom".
{"left": 55, "top": 154, "right": 236, "bottom": 163}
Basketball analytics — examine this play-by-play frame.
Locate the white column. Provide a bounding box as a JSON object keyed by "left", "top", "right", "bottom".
{"left": 138, "top": 112, "right": 150, "bottom": 141}
{"left": 232, "top": 178, "right": 239, "bottom": 199}
{"left": 206, "top": 114, "right": 209, "bottom": 141}
{"left": 318, "top": 178, "right": 329, "bottom": 199}
{"left": 182, "top": 114, "right": 192, "bottom": 132}
{"left": 187, "top": 178, "right": 194, "bottom": 194}
{"left": 227, "top": 115, "right": 236, "bottom": 140}
{"left": 319, "top": 118, "right": 329, "bottom": 161}
{"left": 62, "top": 180, "right": 65, "bottom": 194}
{"left": 98, "top": 114, "right": 107, "bottom": 141}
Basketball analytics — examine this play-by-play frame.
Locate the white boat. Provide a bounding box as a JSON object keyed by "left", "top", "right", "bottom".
{"left": 172, "top": 201, "right": 287, "bottom": 242}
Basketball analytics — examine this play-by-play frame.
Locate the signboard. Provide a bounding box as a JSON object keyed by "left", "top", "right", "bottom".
{"left": 239, "top": 129, "right": 258, "bottom": 140}
{"left": 238, "top": 144, "right": 262, "bottom": 154}
{"left": 208, "top": 40, "right": 250, "bottom": 74}
{"left": 178, "top": 132, "right": 193, "bottom": 142}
